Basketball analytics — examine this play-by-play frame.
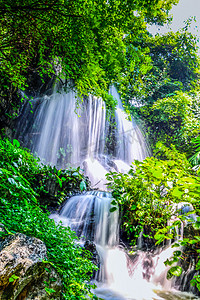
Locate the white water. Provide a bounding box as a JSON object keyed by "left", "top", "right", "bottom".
{"left": 51, "top": 191, "right": 199, "bottom": 300}
{"left": 15, "top": 86, "right": 148, "bottom": 189}
{"left": 16, "top": 87, "right": 199, "bottom": 299}
{"left": 110, "top": 86, "right": 147, "bottom": 164}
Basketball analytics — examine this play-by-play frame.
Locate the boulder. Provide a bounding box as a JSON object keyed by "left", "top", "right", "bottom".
{"left": 0, "top": 229, "right": 62, "bottom": 299}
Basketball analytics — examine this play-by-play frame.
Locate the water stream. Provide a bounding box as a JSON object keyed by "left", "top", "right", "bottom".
{"left": 15, "top": 87, "right": 199, "bottom": 299}
{"left": 51, "top": 191, "right": 199, "bottom": 300}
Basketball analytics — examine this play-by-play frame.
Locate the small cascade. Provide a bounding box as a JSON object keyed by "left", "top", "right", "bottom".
{"left": 51, "top": 191, "right": 199, "bottom": 300}
{"left": 50, "top": 191, "right": 119, "bottom": 246}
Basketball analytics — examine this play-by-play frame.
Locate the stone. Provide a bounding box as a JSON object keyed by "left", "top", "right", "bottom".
{"left": 84, "top": 240, "right": 100, "bottom": 279}
{"left": 0, "top": 231, "right": 62, "bottom": 299}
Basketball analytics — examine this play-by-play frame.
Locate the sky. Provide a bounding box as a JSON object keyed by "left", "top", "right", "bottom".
{"left": 149, "top": 0, "right": 200, "bottom": 51}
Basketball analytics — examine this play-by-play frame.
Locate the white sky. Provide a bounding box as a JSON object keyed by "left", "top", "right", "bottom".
{"left": 149, "top": 0, "right": 200, "bottom": 51}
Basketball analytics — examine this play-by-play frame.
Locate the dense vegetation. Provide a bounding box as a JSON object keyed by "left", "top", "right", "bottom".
{"left": 0, "top": 138, "right": 97, "bottom": 299}
{"left": 0, "top": 0, "right": 179, "bottom": 122}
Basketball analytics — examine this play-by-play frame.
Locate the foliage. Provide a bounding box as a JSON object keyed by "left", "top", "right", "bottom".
{"left": 0, "top": 0, "right": 179, "bottom": 115}
{"left": 0, "top": 138, "right": 95, "bottom": 299}
{"left": 107, "top": 143, "right": 200, "bottom": 291}
{"left": 119, "top": 28, "right": 200, "bottom": 107}
{"left": 143, "top": 30, "right": 199, "bottom": 102}
{"left": 106, "top": 144, "right": 200, "bottom": 245}
{"left": 140, "top": 91, "right": 200, "bottom": 154}
{"left": 160, "top": 222, "right": 200, "bottom": 291}
{"left": 0, "top": 138, "right": 88, "bottom": 207}
{"left": 189, "top": 135, "right": 200, "bottom": 167}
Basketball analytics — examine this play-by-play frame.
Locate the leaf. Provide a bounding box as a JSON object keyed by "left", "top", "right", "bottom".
{"left": 45, "top": 287, "right": 56, "bottom": 295}
{"left": 80, "top": 181, "right": 86, "bottom": 191}
{"left": 193, "top": 221, "right": 200, "bottom": 230}
{"left": 173, "top": 250, "right": 182, "bottom": 257}
{"left": 167, "top": 270, "right": 173, "bottom": 280}
{"left": 131, "top": 204, "right": 137, "bottom": 210}
{"left": 44, "top": 267, "right": 51, "bottom": 273}
{"left": 172, "top": 220, "right": 181, "bottom": 226}
{"left": 9, "top": 274, "right": 19, "bottom": 282}
{"left": 57, "top": 170, "right": 62, "bottom": 176}
{"left": 169, "top": 266, "right": 182, "bottom": 277}
{"left": 55, "top": 175, "right": 62, "bottom": 188}
{"left": 58, "top": 178, "right": 62, "bottom": 188}
{"left": 111, "top": 200, "right": 117, "bottom": 205}
{"left": 13, "top": 139, "right": 20, "bottom": 147}
{"left": 110, "top": 207, "right": 117, "bottom": 213}
{"left": 172, "top": 187, "right": 184, "bottom": 198}
{"left": 153, "top": 169, "right": 163, "bottom": 179}
{"left": 171, "top": 243, "right": 180, "bottom": 248}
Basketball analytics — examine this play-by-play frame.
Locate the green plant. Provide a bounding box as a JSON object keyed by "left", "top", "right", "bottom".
{"left": 140, "top": 90, "right": 200, "bottom": 155}
{"left": 0, "top": 138, "right": 89, "bottom": 208}
{"left": 189, "top": 135, "right": 200, "bottom": 167}
{"left": 106, "top": 144, "right": 200, "bottom": 245}
{"left": 0, "top": 138, "right": 97, "bottom": 299}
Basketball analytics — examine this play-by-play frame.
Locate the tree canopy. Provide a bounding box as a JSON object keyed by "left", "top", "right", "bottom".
{"left": 0, "top": 0, "right": 179, "bottom": 97}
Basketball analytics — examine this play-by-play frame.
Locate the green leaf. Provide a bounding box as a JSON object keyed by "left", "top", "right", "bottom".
{"left": 111, "top": 200, "right": 117, "bottom": 205}
{"left": 173, "top": 250, "right": 182, "bottom": 257}
{"left": 45, "top": 287, "right": 56, "bottom": 295}
{"left": 13, "top": 139, "right": 20, "bottom": 148}
{"left": 131, "top": 204, "right": 137, "bottom": 210}
{"left": 153, "top": 169, "right": 163, "bottom": 179}
{"left": 9, "top": 274, "right": 19, "bottom": 282}
{"left": 169, "top": 266, "right": 182, "bottom": 277}
{"left": 193, "top": 221, "right": 200, "bottom": 230}
{"left": 171, "top": 243, "right": 180, "bottom": 248}
{"left": 55, "top": 176, "right": 62, "bottom": 188}
{"left": 172, "top": 187, "right": 184, "bottom": 198}
{"left": 110, "top": 207, "right": 117, "bottom": 213}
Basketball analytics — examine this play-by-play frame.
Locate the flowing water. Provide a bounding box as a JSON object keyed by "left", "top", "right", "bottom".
{"left": 15, "top": 87, "right": 199, "bottom": 299}
{"left": 51, "top": 191, "right": 199, "bottom": 300}
{"left": 15, "top": 86, "right": 148, "bottom": 189}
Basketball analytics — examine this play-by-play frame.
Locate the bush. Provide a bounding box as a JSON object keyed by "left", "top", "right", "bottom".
{"left": 106, "top": 144, "right": 200, "bottom": 245}
{"left": 0, "top": 138, "right": 97, "bottom": 299}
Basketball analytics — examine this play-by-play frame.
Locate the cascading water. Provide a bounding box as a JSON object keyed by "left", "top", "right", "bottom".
{"left": 110, "top": 86, "right": 147, "bottom": 166}
{"left": 15, "top": 86, "right": 148, "bottom": 189}
{"left": 15, "top": 87, "right": 199, "bottom": 299}
{"left": 51, "top": 191, "right": 119, "bottom": 247}
{"left": 51, "top": 191, "right": 199, "bottom": 300}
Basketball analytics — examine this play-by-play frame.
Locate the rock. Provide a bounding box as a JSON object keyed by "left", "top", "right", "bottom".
{"left": 84, "top": 240, "right": 100, "bottom": 278}
{"left": 0, "top": 231, "right": 62, "bottom": 299}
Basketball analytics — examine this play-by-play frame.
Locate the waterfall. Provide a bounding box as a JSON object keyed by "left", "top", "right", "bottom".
{"left": 50, "top": 191, "right": 119, "bottom": 247}
{"left": 15, "top": 86, "right": 148, "bottom": 189}
{"left": 110, "top": 86, "right": 147, "bottom": 165}
{"left": 51, "top": 191, "right": 199, "bottom": 300}
{"left": 15, "top": 87, "right": 199, "bottom": 299}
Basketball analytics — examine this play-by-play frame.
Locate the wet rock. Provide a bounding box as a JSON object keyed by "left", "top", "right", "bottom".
{"left": 84, "top": 240, "right": 100, "bottom": 278}
{"left": 0, "top": 230, "right": 62, "bottom": 299}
